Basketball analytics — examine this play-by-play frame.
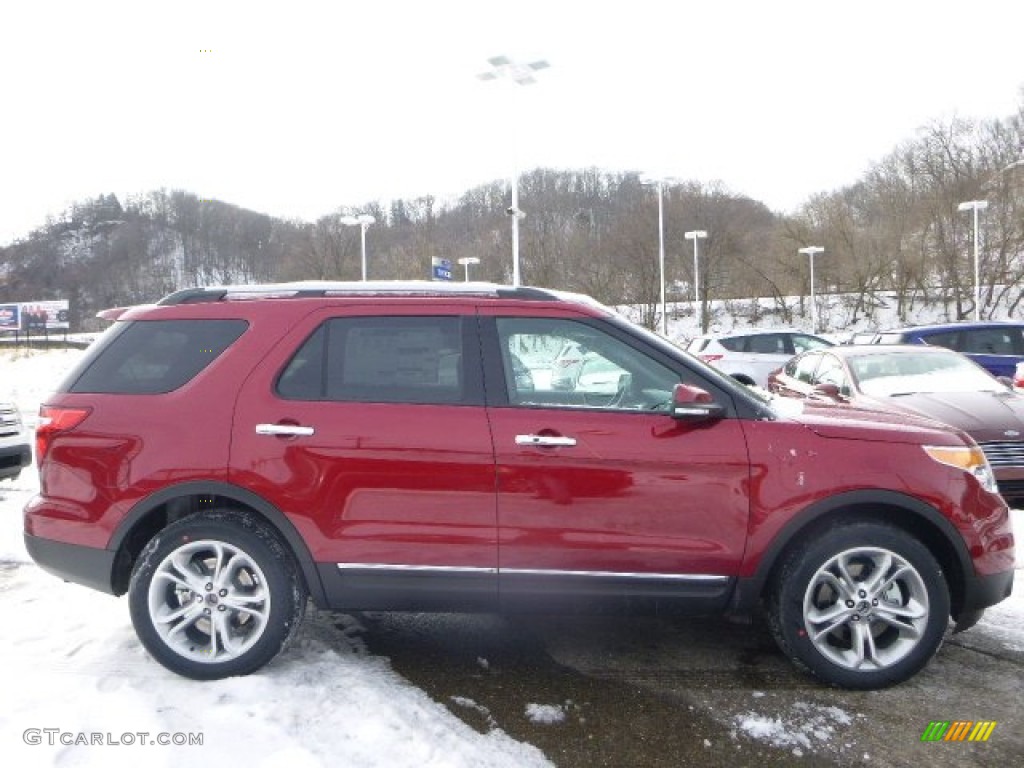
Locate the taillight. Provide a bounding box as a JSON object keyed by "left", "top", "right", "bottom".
{"left": 699, "top": 354, "right": 724, "bottom": 365}
{"left": 36, "top": 405, "right": 91, "bottom": 466}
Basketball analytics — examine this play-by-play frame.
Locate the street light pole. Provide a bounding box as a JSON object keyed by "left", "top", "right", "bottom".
{"left": 684, "top": 230, "right": 708, "bottom": 306}
{"left": 477, "top": 55, "right": 550, "bottom": 287}
{"left": 798, "top": 246, "right": 825, "bottom": 333}
{"left": 340, "top": 214, "right": 376, "bottom": 281}
{"left": 457, "top": 257, "right": 481, "bottom": 282}
{"left": 957, "top": 200, "right": 988, "bottom": 321}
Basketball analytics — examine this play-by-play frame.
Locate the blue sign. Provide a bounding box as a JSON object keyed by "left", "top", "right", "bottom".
{"left": 0, "top": 304, "right": 19, "bottom": 330}
{"left": 431, "top": 257, "right": 453, "bottom": 282}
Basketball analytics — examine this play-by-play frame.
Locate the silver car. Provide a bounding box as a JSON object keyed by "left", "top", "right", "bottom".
{"left": 686, "top": 329, "right": 833, "bottom": 387}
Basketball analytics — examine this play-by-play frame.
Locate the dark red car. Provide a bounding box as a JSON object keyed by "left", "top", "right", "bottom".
{"left": 767, "top": 344, "right": 1024, "bottom": 503}
{"left": 23, "top": 283, "right": 1015, "bottom": 688}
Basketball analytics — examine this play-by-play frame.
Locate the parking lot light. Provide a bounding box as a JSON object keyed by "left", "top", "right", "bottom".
{"left": 798, "top": 246, "right": 825, "bottom": 333}
{"left": 957, "top": 200, "right": 988, "bottom": 321}
{"left": 339, "top": 214, "right": 376, "bottom": 281}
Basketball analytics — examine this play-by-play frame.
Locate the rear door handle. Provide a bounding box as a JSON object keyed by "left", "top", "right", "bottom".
{"left": 515, "top": 434, "right": 577, "bottom": 447}
{"left": 255, "top": 423, "right": 315, "bottom": 437}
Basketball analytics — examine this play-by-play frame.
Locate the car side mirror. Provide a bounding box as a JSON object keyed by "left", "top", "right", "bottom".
{"left": 812, "top": 382, "right": 842, "bottom": 399}
{"left": 670, "top": 383, "right": 725, "bottom": 422}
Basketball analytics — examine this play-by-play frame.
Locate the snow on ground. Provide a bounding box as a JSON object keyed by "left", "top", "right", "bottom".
{"left": 3, "top": 338, "right": 1023, "bottom": 765}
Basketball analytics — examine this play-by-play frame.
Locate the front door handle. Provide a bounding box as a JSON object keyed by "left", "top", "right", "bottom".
{"left": 255, "top": 423, "right": 315, "bottom": 437}
{"left": 515, "top": 434, "right": 577, "bottom": 447}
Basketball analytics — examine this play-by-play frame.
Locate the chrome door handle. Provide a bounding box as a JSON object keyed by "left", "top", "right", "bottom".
{"left": 255, "top": 423, "right": 315, "bottom": 437}
{"left": 515, "top": 434, "right": 577, "bottom": 447}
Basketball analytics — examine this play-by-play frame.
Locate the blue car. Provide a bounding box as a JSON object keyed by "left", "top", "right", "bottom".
{"left": 873, "top": 322, "right": 1024, "bottom": 379}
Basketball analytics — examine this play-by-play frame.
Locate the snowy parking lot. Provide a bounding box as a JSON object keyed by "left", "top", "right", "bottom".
{"left": 2, "top": 348, "right": 1022, "bottom": 767}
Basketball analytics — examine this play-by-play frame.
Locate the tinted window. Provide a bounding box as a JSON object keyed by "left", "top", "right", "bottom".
{"left": 921, "top": 330, "right": 960, "bottom": 350}
{"left": 718, "top": 336, "right": 745, "bottom": 352}
{"left": 66, "top": 319, "right": 247, "bottom": 394}
{"left": 278, "top": 316, "right": 465, "bottom": 404}
{"left": 959, "top": 328, "right": 1024, "bottom": 355}
{"left": 745, "top": 334, "right": 787, "bottom": 354}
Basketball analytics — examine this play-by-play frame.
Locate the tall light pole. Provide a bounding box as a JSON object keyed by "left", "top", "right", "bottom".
{"left": 340, "top": 214, "right": 376, "bottom": 281}
{"left": 640, "top": 178, "right": 671, "bottom": 336}
{"left": 684, "top": 230, "right": 707, "bottom": 306}
{"left": 957, "top": 200, "right": 988, "bottom": 321}
{"left": 477, "top": 55, "right": 550, "bottom": 287}
{"left": 798, "top": 246, "right": 825, "bottom": 333}
{"left": 457, "top": 257, "right": 480, "bottom": 282}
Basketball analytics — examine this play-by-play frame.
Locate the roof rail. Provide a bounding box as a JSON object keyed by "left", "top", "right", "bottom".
{"left": 156, "top": 281, "right": 562, "bottom": 305}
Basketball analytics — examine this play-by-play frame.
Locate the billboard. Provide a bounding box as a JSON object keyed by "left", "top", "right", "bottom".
{"left": 0, "top": 300, "right": 70, "bottom": 332}
{"left": 0, "top": 304, "right": 19, "bottom": 331}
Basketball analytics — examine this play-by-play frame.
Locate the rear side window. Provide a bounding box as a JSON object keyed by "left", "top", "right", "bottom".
{"left": 959, "top": 328, "right": 1024, "bottom": 355}
{"left": 64, "top": 319, "right": 248, "bottom": 394}
{"left": 277, "top": 316, "right": 468, "bottom": 404}
{"left": 718, "top": 336, "right": 745, "bottom": 352}
{"left": 744, "top": 334, "right": 786, "bottom": 354}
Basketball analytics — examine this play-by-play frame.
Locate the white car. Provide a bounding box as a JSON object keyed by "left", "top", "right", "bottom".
{"left": 0, "top": 401, "right": 32, "bottom": 482}
{"left": 686, "top": 329, "right": 833, "bottom": 387}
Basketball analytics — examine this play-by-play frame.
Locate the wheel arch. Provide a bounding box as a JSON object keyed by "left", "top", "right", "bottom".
{"left": 108, "top": 480, "right": 327, "bottom": 606}
{"left": 729, "top": 489, "right": 974, "bottom": 621}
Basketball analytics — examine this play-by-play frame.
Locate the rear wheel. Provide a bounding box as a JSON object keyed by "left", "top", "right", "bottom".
{"left": 768, "top": 521, "right": 950, "bottom": 689}
{"left": 128, "top": 510, "right": 307, "bottom": 680}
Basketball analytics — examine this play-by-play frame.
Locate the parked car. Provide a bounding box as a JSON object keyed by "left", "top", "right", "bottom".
{"left": 0, "top": 400, "right": 31, "bottom": 482}
{"left": 24, "top": 282, "right": 1014, "bottom": 689}
{"left": 872, "top": 321, "right": 1024, "bottom": 379}
{"left": 686, "top": 329, "right": 833, "bottom": 387}
{"left": 767, "top": 344, "right": 1024, "bottom": 503}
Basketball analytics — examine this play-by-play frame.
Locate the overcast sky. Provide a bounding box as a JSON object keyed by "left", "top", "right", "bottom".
{"left": 2, "top": 0, "right": 1022, "bottom": 246}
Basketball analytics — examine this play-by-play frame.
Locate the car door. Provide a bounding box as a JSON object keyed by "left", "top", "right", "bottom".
{"left": 230, "top": 304, "right": 498, "bottom": 610}
{"left": 479, "top": 310, "right": 751, "bottom": 613}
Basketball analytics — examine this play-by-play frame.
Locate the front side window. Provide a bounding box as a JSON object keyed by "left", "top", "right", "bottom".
{"left": 496, "top": 318, "right": 679, "bottom": 411}
{"left": 793, "top": 352, "right": 822, "bottom": 383}
{"left": 277, "top": 316, "right": 465, "bottom": 404}
{"left": 814, "top": 354, "right": 850, "bottom": 395}
{"left": 792, "top": 334, "right": 833, "bottom": 353}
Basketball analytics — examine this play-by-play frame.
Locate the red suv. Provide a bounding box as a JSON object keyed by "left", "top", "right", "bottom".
{"left": 23, "top": 283, "right": 1015, "bottom": 688}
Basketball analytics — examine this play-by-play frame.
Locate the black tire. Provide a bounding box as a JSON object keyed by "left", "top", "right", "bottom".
{"left": 767, "top": 521, "right": 950, "bottom": 689}
{"left": 128, "top": 510, "right": 307, "bottom": 680}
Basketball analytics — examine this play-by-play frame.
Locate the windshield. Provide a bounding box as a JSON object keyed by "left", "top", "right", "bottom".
{"left": 849, "top": 351, "right": 1002, "bottom": 396}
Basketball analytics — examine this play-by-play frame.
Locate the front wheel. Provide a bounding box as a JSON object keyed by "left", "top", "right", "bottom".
{"left": 768, "top": 521, "right": 950, "bottom": 689}
{"left": 128, "top": 510, "right": 307, "bottom": 680}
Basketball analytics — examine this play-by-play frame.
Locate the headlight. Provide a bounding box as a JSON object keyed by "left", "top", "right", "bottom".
{"left": 923, "top": 445, "right": 999, "bottom": 494}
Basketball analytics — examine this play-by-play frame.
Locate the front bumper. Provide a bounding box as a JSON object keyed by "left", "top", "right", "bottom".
{"left": 956, "top": 567, "right": 1015, "bottom": 623}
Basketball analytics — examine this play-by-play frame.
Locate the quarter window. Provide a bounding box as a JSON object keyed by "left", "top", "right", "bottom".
{"left": 65, "top": 319, "right": 248, "bottom": 394}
